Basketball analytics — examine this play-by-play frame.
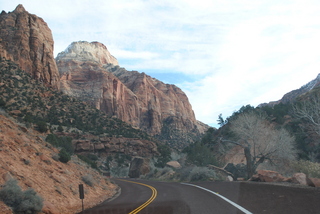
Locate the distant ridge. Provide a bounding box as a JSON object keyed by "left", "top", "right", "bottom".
{"left": 259, "top": 73, "right": 320, "bottom": 107}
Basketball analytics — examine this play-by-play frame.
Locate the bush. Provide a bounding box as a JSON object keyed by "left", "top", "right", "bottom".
{"left": 0, "top": 179, "right": 43, "bottom": 214}
{"left": 155, "top": 144, "right": 171, "bottom": 168}
{"left": 110, "top": 167, "right": 129, "bottom": 178}
{"left": 46, "top": 134, "right": 74, "bottom": 155}
{"left": 293, "top": 160, "right": 320, "bottom": 178}
{"left": 183, "top": 142, "right": 219, "bottom": 167}
{"left": 82, "top": 174, "right": 95, "bottom": 187}
{"left": 77, "top": 154, "right": 98, "bottom": 169}
{"left": 36, "top": 121, "right": 48, "bottom": 133}
{"left": 178, "top": 166, "right": 217, "bottom": 182}
{"left": 59, "top": 148, "right": 71, "bottom": 163}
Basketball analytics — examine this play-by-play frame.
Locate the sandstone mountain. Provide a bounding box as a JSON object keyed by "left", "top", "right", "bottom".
{"left": 0, "top": 4, "right": 59, "bottom": 88}
{"left": 57, "top": 41, "right": 208, "bottom": 148}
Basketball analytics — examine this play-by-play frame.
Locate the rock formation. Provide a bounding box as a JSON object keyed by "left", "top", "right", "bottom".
{"left": 0, "top": 4, "right": 59, "bottom": 88}
{"left": 72, "top": 135, "right": 158, "bottom": 157}
{"left": 57, "top": 41, "right": 208, "bottom": 148}
{"left": 128, "top": 157, "right": 150, "bottom": 178}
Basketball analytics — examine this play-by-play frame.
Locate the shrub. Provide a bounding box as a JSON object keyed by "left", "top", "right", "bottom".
{"left": 82, "top": 174, "right": 95, "bottom": 187}
{"left": 36, "top": 121, "right": 48, "bottom": 133}
{"left": 0, "top": 98, "right": 5, "bottom": 107}
{"left": 59, "top": 148, "right": 71, "bottom": 163}
{"left": 77, "top": 154, "right": 98, "bottom": 169}
{"left": 155, "top": 144, "right": 171, "bottom": 168}
{"left": 110, "top": 167, "right": 129, "bottom": 178}
{"left": 178, "top": 166, "right": 217, "bottom": 182}
{"left": 0, "top": 179, "right": 43, "bottom": 214}
{"left": 293, "top": 160, "right": 320, "bottom": 178}
{"left": 46, "top": 134, "right": 74, "bottom": 155}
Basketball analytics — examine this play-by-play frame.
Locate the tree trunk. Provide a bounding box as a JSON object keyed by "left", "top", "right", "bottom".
{"left": 244, "top": 146, "right": 254, "bottom": 178}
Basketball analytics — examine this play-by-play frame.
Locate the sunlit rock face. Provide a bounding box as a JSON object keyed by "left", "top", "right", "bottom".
{"left": 56, "top": 41, "right": 119, "bottom": 66}
{"left": 56, "top": 41, "right": 208, "bottom": 147}
{"left": 0, "top": 4, "right": 60, "bottom": 88}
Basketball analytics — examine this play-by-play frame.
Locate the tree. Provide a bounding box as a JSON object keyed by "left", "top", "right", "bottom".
{"left": 222, "top": 111, "right": 296, "bottom": 178}
{"left": 292, "top": 94, "right": 320, "bottom": 135}
{"left": 217, "top": 114, "right": 226, "bottom": 127}
{"left": 155, "top": 144, "right": 171, "bottom": 168}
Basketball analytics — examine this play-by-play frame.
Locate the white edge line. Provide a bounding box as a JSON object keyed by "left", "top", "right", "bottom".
{"left": 181, "top": 183, "right": 253, "bottom": 214}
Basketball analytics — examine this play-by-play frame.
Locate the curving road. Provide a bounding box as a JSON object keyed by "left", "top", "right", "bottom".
{"left": 80, "top": 179, "right": 320, "bottom": 214}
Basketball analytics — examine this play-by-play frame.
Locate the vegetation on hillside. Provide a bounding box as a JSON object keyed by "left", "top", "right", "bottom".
{"left": 0, "top": 58, "right": 152, "bottom": 140}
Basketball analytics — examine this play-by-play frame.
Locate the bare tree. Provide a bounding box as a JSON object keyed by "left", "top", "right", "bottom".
{"left": 222, "top": 111, "right": 296, "bottom": 178}
{"left": 292, "top": 94, "right": 320, "bottom": 135}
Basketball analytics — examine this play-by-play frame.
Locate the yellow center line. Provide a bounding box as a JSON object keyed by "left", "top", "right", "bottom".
{"left": 117, "top": 179, "right": 158, "bottom": 214}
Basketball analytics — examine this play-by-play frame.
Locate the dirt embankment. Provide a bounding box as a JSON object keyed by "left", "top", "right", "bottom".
{"left": 0, "top": 114, "right": 117, "bottom": 213}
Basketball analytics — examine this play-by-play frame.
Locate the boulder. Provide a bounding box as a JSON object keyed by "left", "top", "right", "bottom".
{"left": 250, "top": 170, "right": 286, "bottom": 182}
{"left": 128, "top": 157, "right": 150, "bottom": 178}
{"left": 166, "top": 161, "right": 181, "bottom": 169}
{"left": 309, "top": 178, "right": 320, "bottom": 187}
{"left": 292, "top": 173, "right": 307, "bottom": 185}
{"left": 226, "top": 175, "right": 233, "bottom": 182}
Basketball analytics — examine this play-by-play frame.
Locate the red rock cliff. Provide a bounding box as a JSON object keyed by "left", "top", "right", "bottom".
{"left": 0, "top": 4, "right": 59, "bottom": 88}
{"left": 57, "top": 41, "right": 208, "bottom": 147}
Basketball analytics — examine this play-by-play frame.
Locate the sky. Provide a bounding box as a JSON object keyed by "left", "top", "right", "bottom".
{"left": 2, "top": 0, "right": 320, "bottom": 127}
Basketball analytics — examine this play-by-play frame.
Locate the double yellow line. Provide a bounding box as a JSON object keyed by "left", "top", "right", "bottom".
{"left": 118, "top": 179, "right": 157, "bottom": 214}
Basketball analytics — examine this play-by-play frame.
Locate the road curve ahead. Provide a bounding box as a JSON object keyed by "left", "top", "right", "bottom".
{"left": 81, "top": 179, "right": 320, "bottom": 214}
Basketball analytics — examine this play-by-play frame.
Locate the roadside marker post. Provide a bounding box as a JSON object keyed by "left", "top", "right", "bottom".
{"left": 79, "top": 184, "right": 84, "bottom": 213}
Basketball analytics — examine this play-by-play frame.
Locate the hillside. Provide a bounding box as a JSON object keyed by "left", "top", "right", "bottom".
{"left": 0, "top": 111, "right": 117, "bottom": 214}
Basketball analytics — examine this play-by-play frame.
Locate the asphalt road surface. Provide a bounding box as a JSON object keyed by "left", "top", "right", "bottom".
{"left": 80, "top": 179, "right": 320, "bottom": 214}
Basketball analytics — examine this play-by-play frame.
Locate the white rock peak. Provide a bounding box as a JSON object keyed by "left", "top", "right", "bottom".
{"left": 56, "top": 41, "right": 119, "bottom": 66}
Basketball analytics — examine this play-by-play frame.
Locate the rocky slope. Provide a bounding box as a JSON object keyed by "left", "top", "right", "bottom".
{"left": 260, "top": 73, "right": 320, "bottom": 107}
{"left": 0, "top": 113, "right": 117, "bottom": 214}
{"left": 0, "top": 4, "right": 59, "bottom": 88}
{"left": 57, "top": 42, "right": 208, "bottom": 148}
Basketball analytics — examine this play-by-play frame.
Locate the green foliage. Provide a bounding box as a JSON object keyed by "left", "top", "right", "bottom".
{"left": 293, "top": 160, "right": 320, "bottom": 178}
{"left": 0, "top": 98, "right": 5, "bottom": 107}
{"left": 183, "top": 142, "right": 218, "bottom": 167}
{"left": 0, "top": 179, "right": 43, "bottom": 214}
{"left": 155, "top": 144, "right": 171, "bottom": 168}
{"left": 227, "top": 105, "right": 255, "bottom": 122}
{"left": 217, "top": 114, "right": 226, "bottom": 127}
{"left": 45, "top": 134, "right": 74, "bottom": 155}
{"left": 59, "top": 148, "right": 71, "bottom": 163}
{"left": 57, "top": 125, "right": 63, "bottom": 132}
{"left": 77, "top": 154, "right": 98, "bottom": 169}
{"left": 0, "top": 59, "right": 153, "bottom": 141}
{"left": 201, "top": 127, "right": 216, "bottom": 145}
{"left": 36, "top": 121, "right": 48, "bottom": 133}
{"left": 260, "top": 103, "right": 291, "bottom": 124}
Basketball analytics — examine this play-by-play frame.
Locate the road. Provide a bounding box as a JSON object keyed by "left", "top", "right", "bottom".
{"left": 80, "top": 179, "right": 320, "bottom": 214}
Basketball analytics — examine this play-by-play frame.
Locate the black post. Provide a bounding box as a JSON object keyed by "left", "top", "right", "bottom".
{"left": 79, "top": 184, "right": 84, "bottom": 213}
